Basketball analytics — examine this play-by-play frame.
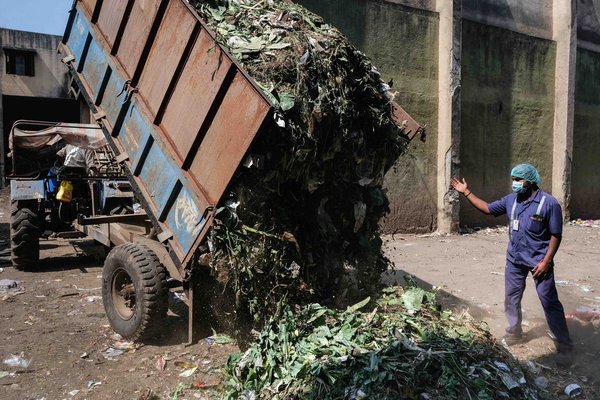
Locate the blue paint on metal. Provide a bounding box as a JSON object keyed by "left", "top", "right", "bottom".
{"left": 81, "top": 38, "right": 109, "bottom": 98}
{"left": 166, "top": 187, "right": 207, "bottom": 255}
{"left": 68, "top": 11, "right": 91, "bottom": 62}
{"left": 99, "top": 69, "right": 127, "bottom": 126}
{"left": 138, "top": 141, "right": 181, "bottom": 213}
{"left": 119, "top": 101, "right": 153, "bottom": 173}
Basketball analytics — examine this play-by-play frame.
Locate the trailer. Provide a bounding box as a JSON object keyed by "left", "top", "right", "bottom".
{"left": 7, "top": 0, "right": 424, "bottom": 343}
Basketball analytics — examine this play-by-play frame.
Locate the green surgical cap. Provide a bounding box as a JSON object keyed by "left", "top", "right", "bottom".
{"left": 511, "top": 163, "right": 541, "bottom": 184}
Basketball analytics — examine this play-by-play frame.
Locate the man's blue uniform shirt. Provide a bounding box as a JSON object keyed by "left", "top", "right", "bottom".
{"left": 487, "top": 189, "right": 563, "bottom": 268}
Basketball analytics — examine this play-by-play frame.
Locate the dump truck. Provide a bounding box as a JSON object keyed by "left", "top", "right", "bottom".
{"left": 6, "top": 0, "right": 423, "bottom": 343}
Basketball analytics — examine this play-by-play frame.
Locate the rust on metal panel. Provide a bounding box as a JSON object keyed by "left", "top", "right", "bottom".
{"left": 96, "top": 0, "right": 128, "bottom": 49}
{"left": 390, "top": 101, "right": 424, "bottom": 140}
{"left": 161, "top": 29, "right": 232, "bottom": 161}
{"left": 189, "top": 72, "right": 271, "bottom": 205}
{"left": 137, "top": 0, "right": 196, "bottom": 119}
{"left": 116, "top": 0, "right": 161, "bottom": 79}
{"left": 80, "top": 0, "right": 97, "bottom": 17}
{"left": 179, "top": 0, "right": 274, "bottom": 108}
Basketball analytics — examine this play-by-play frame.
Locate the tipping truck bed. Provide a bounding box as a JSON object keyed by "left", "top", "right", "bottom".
{"left": 57, "top": 0, "right": 424, "bottom": 342}
{"left": 59, "top": 0, "right": 274, "bottom": 276}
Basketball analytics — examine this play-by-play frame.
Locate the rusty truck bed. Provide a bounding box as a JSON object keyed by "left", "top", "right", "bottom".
{"left": 59, "top": 0, "right": 274, "bottom": 272}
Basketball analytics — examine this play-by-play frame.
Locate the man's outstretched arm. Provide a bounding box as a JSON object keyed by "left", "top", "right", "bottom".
{"left": 451, "top": 177, "right": 491, "bottom": 215}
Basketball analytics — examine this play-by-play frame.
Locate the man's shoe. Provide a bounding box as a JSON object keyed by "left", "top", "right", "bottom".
{"left": 501, "top": 333, "right": 524, "bottom": 347}
{"left": 555, "top": 349, "right": 574, "bottom": 367}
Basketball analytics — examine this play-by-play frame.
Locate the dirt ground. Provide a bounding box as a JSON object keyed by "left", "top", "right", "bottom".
{"left": 1, "top": 185, "right": 599, "bottom": 399}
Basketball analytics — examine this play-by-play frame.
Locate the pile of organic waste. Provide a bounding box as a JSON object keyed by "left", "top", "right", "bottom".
{"left": 214, "top": 286, "right": 544, "bottom": 400}
{"left": 188, "top": 0, "right": 419, "bottom": 322}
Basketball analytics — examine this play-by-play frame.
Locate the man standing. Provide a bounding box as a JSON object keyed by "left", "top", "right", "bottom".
{"left": 451, "top": 163, "right": 573, "bottom": 361}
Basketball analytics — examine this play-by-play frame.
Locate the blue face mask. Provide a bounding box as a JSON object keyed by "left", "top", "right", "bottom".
{"left": 512, "top": 181, "right": 527, "bottom": 194}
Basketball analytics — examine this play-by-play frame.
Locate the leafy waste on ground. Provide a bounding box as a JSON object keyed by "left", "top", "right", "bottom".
{"left": 170, "top": 286, "right": 546, "bottom": 399}
{"left": 188, "top": 0, "right": 414, "bottom": 321}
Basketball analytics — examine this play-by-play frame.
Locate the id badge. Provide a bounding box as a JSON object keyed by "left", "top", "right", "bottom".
{"left": 512, "top": 219, "right": 519, "bottom": 231}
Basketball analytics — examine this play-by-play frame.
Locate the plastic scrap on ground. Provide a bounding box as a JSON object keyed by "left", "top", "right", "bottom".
{"left": 3, "top": 354, "right": 31, "bottom": 369}
{"left": 568, "top": 219, "right": 600, "bottom": 228}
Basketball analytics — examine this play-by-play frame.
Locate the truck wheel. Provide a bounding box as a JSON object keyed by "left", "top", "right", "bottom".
{"left": 10, "top": 200, "right": 41, "bottom": 270}
{"left": 102, "top": 243, "right": 168, "bottom": 340}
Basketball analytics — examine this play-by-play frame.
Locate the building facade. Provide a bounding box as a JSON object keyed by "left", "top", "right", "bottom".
{"left": 0, "top": 28, "right": 83, "bottom": 187}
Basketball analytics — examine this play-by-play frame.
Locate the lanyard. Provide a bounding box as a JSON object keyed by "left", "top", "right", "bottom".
{"left": 510, "top": 195, "right": 546, "bottom": 235}
{"left": 510, "top": 195, "right": 546, "bottom": 220}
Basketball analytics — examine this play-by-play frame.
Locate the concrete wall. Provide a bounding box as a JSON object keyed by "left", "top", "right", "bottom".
{"left": 460, "top": 21, "right": 557, "bottom": 227}
{"left": 297, "top": 0, "right": 440, "bottom": 232}
{"left": 0, "top": 29, "right": 68, "bottom": 98}
{"left": 571, "top": 47, "right": 600, "bottom": 218}
{"left": 463, "top": 0, "right": 553, "bottom": 39}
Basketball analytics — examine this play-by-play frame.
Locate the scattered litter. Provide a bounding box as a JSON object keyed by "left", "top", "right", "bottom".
{"left": 564, "top": 383, "right": 583, "bottom": 397}
{"left": 192, "top": 381, "right": 218, "bottom": 390}
{"left": 555, "top": 280, "right": 570, "bottom": 286}
{"left": 174, "top": 361, "right": 196, "bottom": 370}
{"left": 101, "top": 347, "right": 124, "bottom": 359}
{"left": 86, "top": 379, "right": 101, "bottom": 388}
{"left": 82, "top": 295, "right": 102, "bottom": 303}
{"left": 490, "top": 271, "right": 504, "bottom": 276}
{"left": 179, "top": 367, "right": 198, "bottom": 378}
{"left": 68, "top": 389, "right": 80, "bottom": 396}
{"left": 0, "top": 279, "right": 18, "bottom": 289}
{"left": 0, "top": 268, "right": 3, "bottom": 273}
{"left": 156, "top": 356, "right": 166, "bottom": 372}
{"left": 59, "top": 289, "right": 79, "bottom": 297}
{"left": 205, "top": 329, "right": 234, "bottom": 345}
{"left": 569, "top": 219, "right": 599, "bottom": 228}
{"left": 80, "top": 352, "right": 89, "bottom": 359}
{"left": 534, "top": 376, "right": 549, "bottom": 390}
{"left": 0, "top": 371, "right": 11, "bottom": 378}
{"left": 114, "top": 340, "right": 137, "bottom": 350}
{"left": 568, "top": 306, "right": 600, "bottom": 321}
{"left": 3, "top": 354, "right": 31, "bottom": 369}
{"left": 35, "top": 295, "right": 46, "bottom": 298}
{"left": 578, "top": 285, "right": 594, "bottom": 293}
{"left": 499, "top": 372, "right": 520, "bottom": 390}
{"left": 493, "top": 361, "right": 511, "bottom": 373}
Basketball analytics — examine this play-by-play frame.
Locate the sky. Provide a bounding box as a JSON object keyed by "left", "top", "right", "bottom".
{"left": 0, "top": 0, "right": 73, "bottom": 36}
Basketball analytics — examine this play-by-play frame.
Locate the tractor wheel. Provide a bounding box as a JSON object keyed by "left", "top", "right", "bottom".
{"left": 10, "top": 200, "right": 41, "bottom": 270}
{"left": 102, "top": 243, "right": 168, "bottom": 340}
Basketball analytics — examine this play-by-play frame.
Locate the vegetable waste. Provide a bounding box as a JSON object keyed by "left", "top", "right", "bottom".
{"left": 189, "top": 0, "right": 415, "bottom": 321}
{"left": 222, "top": 286, "right": 544, "bottom": 400}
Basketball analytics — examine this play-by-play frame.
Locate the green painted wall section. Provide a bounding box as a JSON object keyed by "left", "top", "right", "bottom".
{"left": 296, "top": 0, "right": 439, "bottom": 233}
{"left": 460, "top": 20, "right": 556, "bottom": 227}
{"left": 572, "top": 48, "right": 600, "bottom": 219}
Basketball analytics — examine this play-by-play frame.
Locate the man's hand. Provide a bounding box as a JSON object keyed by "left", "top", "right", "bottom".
{"left": 451, "top": 177, "right": 468, "bottom": 194}
{"left": 532, "top": 259, "right": 551, "bottom": 279}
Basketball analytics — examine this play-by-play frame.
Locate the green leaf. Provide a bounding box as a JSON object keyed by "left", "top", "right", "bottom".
{"left": 211, "top": 328, "right": 234, "bottom": 344}
{"left": 279, "top": 92, "right": 295, "bottom": 111}
{"left": 346, "top": 297, "right": 370, "bottom": 313}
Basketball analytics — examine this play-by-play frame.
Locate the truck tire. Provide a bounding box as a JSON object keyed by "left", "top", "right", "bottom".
{"left": 10, "top": 200, "right": 41, "bottom": 270}
{"left": 102, "top": 243, "right": 168, "bottom": 340}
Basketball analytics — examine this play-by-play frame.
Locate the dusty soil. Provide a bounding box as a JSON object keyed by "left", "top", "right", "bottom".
{"left": 1, "top": 184, "right": 599, "bottom": 399}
